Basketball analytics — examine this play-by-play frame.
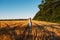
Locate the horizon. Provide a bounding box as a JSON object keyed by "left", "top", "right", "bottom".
{"left": 0, "top": 0, "right": 42, "bottom": 19}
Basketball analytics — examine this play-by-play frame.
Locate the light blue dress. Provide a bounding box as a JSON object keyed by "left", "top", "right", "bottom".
{"left": 29, "top": 22, "right": 32, "bottom": 27}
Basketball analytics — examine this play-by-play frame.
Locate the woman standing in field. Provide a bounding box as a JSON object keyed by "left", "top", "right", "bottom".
{"left": 28, "top": 18, "right": 32, "bottom": 27}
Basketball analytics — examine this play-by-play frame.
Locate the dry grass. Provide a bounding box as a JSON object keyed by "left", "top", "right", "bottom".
{"left": 0, "top": 20, "right": 60, "bottom": 40}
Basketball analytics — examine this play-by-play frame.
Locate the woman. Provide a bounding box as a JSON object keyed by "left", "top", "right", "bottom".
{"left": 28, "top": 18, "right": 32, "bottom": 27}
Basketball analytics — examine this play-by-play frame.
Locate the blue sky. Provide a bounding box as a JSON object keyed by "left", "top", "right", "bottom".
{"left": 0, "top": 0, "right": 41, "bottom": 19}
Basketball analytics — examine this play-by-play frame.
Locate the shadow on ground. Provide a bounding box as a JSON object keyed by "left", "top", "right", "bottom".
{"left": 0, "top": 23, "right": 60, "bottom": 40}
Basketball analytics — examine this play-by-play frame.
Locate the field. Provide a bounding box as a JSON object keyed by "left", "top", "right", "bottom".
{"left": 0, "top": 20, "right": 60, "bottom": 40}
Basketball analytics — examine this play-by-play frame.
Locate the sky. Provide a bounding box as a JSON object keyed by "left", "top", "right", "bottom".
{"left": 0, "top": 0, "right": 42, "bottom": 19}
